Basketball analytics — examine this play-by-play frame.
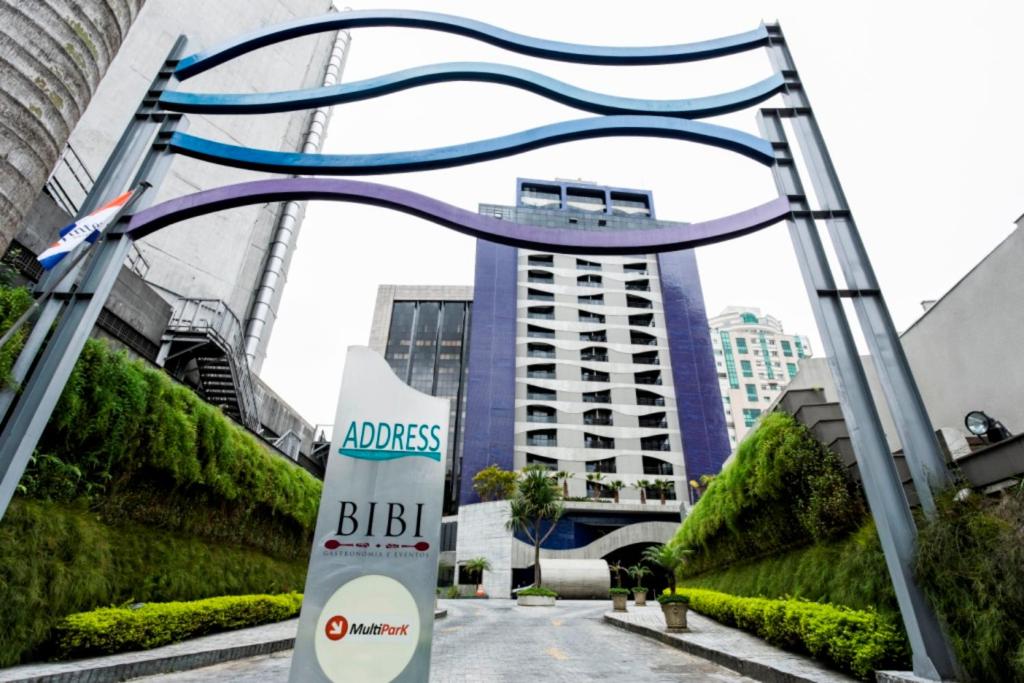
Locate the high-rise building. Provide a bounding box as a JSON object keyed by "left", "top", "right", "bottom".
{"left": 708, "top": 306, "right": 813, "bottom": 446}
{"left": 462, "top": 179, "right": 730, "bottom": 507}
{"left": 368, "top": 286, "right": 473, "bottom": 515}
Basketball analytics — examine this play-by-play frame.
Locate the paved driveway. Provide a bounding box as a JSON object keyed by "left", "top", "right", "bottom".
{"left": 139, "top": 599, "right": 754, "bottom": 682}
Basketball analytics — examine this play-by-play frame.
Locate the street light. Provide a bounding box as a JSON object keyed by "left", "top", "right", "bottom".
{"left": 964, "top": 410, "right": 1012, "bottom": 444}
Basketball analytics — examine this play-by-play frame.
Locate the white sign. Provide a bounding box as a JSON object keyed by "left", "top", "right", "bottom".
{"left": 289, "top": 347, "right": 448, "bottom": 683}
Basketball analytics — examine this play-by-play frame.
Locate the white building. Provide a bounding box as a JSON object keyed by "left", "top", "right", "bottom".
{"left": 709, "top": 306, "right": 812, "bottom": 446}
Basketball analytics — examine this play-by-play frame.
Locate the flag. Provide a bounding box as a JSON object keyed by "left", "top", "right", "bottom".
{"left": 36, "top": 190, "right": 134, "bottom": 270}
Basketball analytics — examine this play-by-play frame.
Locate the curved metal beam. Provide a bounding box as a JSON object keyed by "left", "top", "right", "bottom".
{"left": 176, "top": 10, "right": 770, "bottom": 79}
{"left": 162, "top": 63, "right": 786, "bottom": 118}
{"left": 168, "top": 115, "right": 775, "bottom": 176}
{"left": 125, "top": 178, "right": 792, "bottom": 255}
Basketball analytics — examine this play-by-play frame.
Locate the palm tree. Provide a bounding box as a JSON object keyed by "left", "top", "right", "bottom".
{"left": 633, "top": 479, "right": 652, "bottom": 504}
{"left": 585, "top": 472, "right": 606, "bottom": 499}
{"left": 608, "top": 561, "right": 626, "bottom": 588}
{"left": 506, "top": 465, "right": 565, "bottom": 588}
{"left": 627, "top": 564, "right": 653, "bottom": 590}
{"left": 651, "top": 478, "right": 673, "bottom": 505}
{"left": 463, "top": 556, "right": 491, "bottom": 595}
{"left": 554, "top": 470, "right": 573, "bottom": 497}
{"left": 606, "top": 479, "right": 626, "bottom": 503}
{"left": 642, "top": 544, "right": 693, "bottom": 594}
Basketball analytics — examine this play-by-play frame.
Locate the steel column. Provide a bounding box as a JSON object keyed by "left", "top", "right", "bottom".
{"left": 765, "top": 24, "right": 951, "bottom": 516}
{"left": 0, "top": 39, "right": 190, "bottom": 523}
{"left": 758, "top": 109, "right": 958, "bottom": 680}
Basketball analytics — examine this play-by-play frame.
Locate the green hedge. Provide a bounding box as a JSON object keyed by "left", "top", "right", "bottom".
{"left": 673, "top": 412, "right": 865, "bottom": 575}
{"left": 52, "top": 593, "right": 302, "bottom": 659}
{"left": 0, "top": 284, "right": 32, "bottom": 386}
{"left": 915, "top": 490, "right": 1024, "bottom": 682}
{"left": 673, "top": 587, "right": 908, "bottom": 679}
{"left": 681, "top": 521, "right": 897, "bottom": 618}
{"left": 0, "top": 498, "right": 307, "bottom": 666}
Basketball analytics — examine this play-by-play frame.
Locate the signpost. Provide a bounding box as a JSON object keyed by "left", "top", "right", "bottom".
{"left": 289, "top": 346, "right": 449, "bottom": 683}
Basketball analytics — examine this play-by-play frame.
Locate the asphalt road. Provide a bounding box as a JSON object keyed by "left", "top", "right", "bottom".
{"left": 137, "top": 599, "right": 754, "bottom": 682}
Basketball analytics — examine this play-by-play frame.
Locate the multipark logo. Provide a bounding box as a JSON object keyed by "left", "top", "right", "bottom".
{"left": 323, "top": 614, "right": 410, "bottom": 642}
{"left": 339, "top": 420, "right": 442, "bottom": 462}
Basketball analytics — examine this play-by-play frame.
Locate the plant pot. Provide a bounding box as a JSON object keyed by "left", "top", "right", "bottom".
{"left": 611, "top": 593, "right": 628, "bottom": 612}
{"left": 661, "top": 601, "right": 688, "bottom": 631}
{"left": 517, "top": 595, "right": 556, "bottom": 606}
{"left": 633, "top": 589, "right": 647, "bottom": 606}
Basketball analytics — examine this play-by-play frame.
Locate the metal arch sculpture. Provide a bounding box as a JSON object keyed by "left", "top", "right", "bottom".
{"left": 126, "top": 178, "right": 792, "bottom": 254}
{"left": 0, "top": 11, "right": 960, "bottom": 680}
{"left": 160, "top": 63, "right": 787, "bottom": 117}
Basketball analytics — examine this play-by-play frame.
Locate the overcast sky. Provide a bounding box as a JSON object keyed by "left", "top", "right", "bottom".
{"left": 259, "top": 0, "right": 1024, "bottom": 428}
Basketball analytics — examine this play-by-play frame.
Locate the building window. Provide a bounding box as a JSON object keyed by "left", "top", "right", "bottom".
{"left": 642, "top": 456, "right": 673, "bottom": 476}
{"left": 630, "top": 330, "right": 657, "bottom": 346}
{"left": 610, "top": 191, "right": 651, "bottom": 217}
{"left": 638, "top": 412, "right": 667, "bottom": 428}
{"left": 629, "top": 313, "right": 655, "bottom": 328}
{"left": 584, "top": 433, "right": 615, "bottom": 449}
{"left": 582, "top": 389, "right": 611, "bottom": 404}
{"left": 745, "top": 384, "right": 758, "bottom": 402}
{"left": 527, "top": 288, "right": 554, "bottom": 302}
{"left": 781, "top": 340, "right": 793, "bottom": 357}
{"left": 528, "top": 306, "right": 554, "bottom": 320}
{"left": 743, "top": 408, "right": 762, "bottom": 427}
{"left": 521, "top": 183, "right": 561, "bottom": 209}
{"left": 577, "top": 273, "right": 602, "bottom": 288}
{"left": 576, "top": 258, "right": 601, "bottom": 271}
{"left": 635, "top": 370, "right": 662, "bottom": 385}
{"left": 581, "top": 367, "right": 610, "bottom": 382}
{"left": 527, "top": 364, "right": 556, "bottom": 379}
{"left": 625, "top": 279, "right": 650, "bottom": 292}
{"left": 583, "top": 408, "right": 613, "bottom": 426}
{"left": 526, "top": 429, "right": 557, "bottom": 447}
{"left": 566, "top": 186, "right": 606, "bottom": 212}
{"left": 580, "top": 346, "right": 608, "bottom": 363}
{"left": 586, "top": 457, "right": 617, "bottom": 473}
{"left": 787, "top": 362, "right": 798, "bottom": 378}
{"left": 527, "top": 342, "right": 555, "bottom": 359}
{"left": 527, "top": 253, "right": 554, "bottom": 266}
{"left": 526, "top": 453, "right": 557, "bottom": 470}
{"left": 735, "top": 337, "right": 748, "bottom": 354}
{"left": 626, "top": 294, "right": 653, "bottom": 309}
{"left": 623, "top": 262, "right": 648, "bottom": 275}
{"left": 527, "top": 405, "right": 556, "bottom": 423}
{"left": 579, "top": 330, "right": 607, "bottom": 342}
{"left": 636, "top": 389, "right": 664, "bottom": 406}
{"left": 527, "top": 269, "right": 553, "bottom": 284}
{"left": 719, "top": 332, "right": 739, "bottom": 390}
{"left": 632, "top": 350, "right": 659, "bottom": 366}
{"left": 526, "top": 385, "right": 556, "bottom": 401}
{"left": 578, "top": 309, "right": 605, "bottom": 324}
{"left": 641, "top": 434, "right": 671, "bottom": 451}
{"left": 741, "top": 312, "right": 758, "bottom": 324}
{"left": 740, "top": 360, "right": 753, "bottom": 377}
{"left": 578, "top": 293, "right": 604, "bottom": 305}
{"left": 527, "top": 325, "right": 555, "bottom": 339}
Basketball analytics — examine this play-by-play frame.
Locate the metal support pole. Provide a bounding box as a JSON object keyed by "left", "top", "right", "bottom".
{"left": 0, "top": 39, "right": 190, "bottom": 524}
{"left": 759, "top": 110, "right": 958, "bottom": 680}
{"left": 0, "top": 36, "right": 190, "bottom": 425}
{"left": 765, "top": 24, "right": 951, "bottom": 517}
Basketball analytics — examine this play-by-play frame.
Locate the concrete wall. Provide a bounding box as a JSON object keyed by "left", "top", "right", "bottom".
{"left": 455, "top": 500, "right": 513, "bottom": 598}
{"left": 0, "top": 0, "right": 146, "bottom": 252}
{"left": 63, "top": 0, "right": 336, "bottom": 364}
{"left": 788, "top": 222, "right": 1024, "bottom": 447}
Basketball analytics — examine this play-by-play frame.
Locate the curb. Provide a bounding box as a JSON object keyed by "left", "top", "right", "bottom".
{"left": 603, "top": 614, "right": 835, "bottom": 683}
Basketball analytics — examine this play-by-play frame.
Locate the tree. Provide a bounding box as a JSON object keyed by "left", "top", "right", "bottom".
{"left": 608, "top": 561, "right": 625, "bottom": 588}
{"left": 642, "top": 544, "right": 692, "bottom": 594}
{"left": 606, "top": 479, "right": 626, "bottom": 503}
{"left": 651, "top": 478, "right": 674, "bottom": 505}
{"left": 627, "top": 564, "right": 653, "bottom": 590}
{"left": 585, "top": 472, "right": 606, "bottom": 498}
{"left": 472, "top": 464, "right": 517, "bottom": 501}
{"left": 634, "top": 479, "right": 652, "bottom": 504}
{"left": 506, "top": 465, "right": 564, "bottom": 588}
{"left": 462, "top": 556, "right": 492, "bottom": 594}
{"left": 554, "top": 470, "right": 573, "bottom": 497}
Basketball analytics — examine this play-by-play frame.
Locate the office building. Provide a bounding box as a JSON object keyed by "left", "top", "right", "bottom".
{"left": 708, "top": 307, "right": 812, "bottom": 446}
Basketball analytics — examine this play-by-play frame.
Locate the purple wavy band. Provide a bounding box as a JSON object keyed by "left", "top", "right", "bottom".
{"left": 126, "top": 178, "right": 791, "bottom": 254}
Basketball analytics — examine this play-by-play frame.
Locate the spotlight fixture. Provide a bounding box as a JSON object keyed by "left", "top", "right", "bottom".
{"left": 964, "top": 410, "right": 1012, "bottom": 444}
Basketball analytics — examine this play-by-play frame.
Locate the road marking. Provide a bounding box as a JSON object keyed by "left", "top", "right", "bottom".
{"left": 551, "top": 619, "right": 563, "bottom": 627}
{"left": 546, "top": 647, "right": 568, "bottom": 661}
{"left": 440, "top": 626, "right": 462, "bottom": 633}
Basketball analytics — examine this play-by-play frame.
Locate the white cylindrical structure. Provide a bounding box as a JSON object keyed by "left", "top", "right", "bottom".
{"left": 538, "top": 559, "right": 610, "bottom": 599}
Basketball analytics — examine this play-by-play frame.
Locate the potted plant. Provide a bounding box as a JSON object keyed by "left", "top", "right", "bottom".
{"left": 585, "top": 472, "right": 606, "bottom": 498}
{"left": 609, "top": 587, "right": 630, "bottom": 612}
{"left": 554, "top": 470, "right": 573, "bottom": 497}
{"left": 657, "top": 592, "right": 690, "bottom": 631}
{"left": 516, "top": 585, "right": 558, "bottom": 606}
{"left": 608, "top": 561, "right": 625, "bottom": 591}
{"left": 506, "top": 465, "right": 564, "bottom": 602}
{"left": 606, "top": 479, "right": 626, "bottom": 503}
{"left": 633, "top": 479, "right": 652, "bottom": 504}
{"left": 627, "top": 564, "right": 652, "bottom": 606}
{"left": 462, "top": 556, "right": 491, "bottom": 598}
{"left": 650, "top": 478, "right": 674, "bottom": 505}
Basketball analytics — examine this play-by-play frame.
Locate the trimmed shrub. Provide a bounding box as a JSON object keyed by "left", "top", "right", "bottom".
{"left": 517, "top": 586, "right": 558, "bottom": 598}
{"left": 915, "top": 490, "right": 1024, "bottom": 682}
{"left": 0, "top": 498, "right": 307, "bottom": 666}
{"left": 673, "top": 587, "right": 908, "bottom": 679}
{"left": 52, "top": 593, "right": 302, "bottom": 659}
{"left": 0, "top": 285, "right": 31, "bottom": 386}
{"left": 673, "top": 412, "right": 865, "bottom": 575}
{"left": 681, "top": 520, "right": 897, "bottom": 618}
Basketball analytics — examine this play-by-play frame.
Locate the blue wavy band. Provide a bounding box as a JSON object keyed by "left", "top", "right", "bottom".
{"left": 175, "top": 10, "right": 769, "bottom": 79}
{"left": 161, "top": 63, "right": 785, "bottom": 118}
{"left": 339, "top": 448, "right": 441, "bottom": 462}
{"left": 169, "top": 115, "right": 774, "bottom": 175}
